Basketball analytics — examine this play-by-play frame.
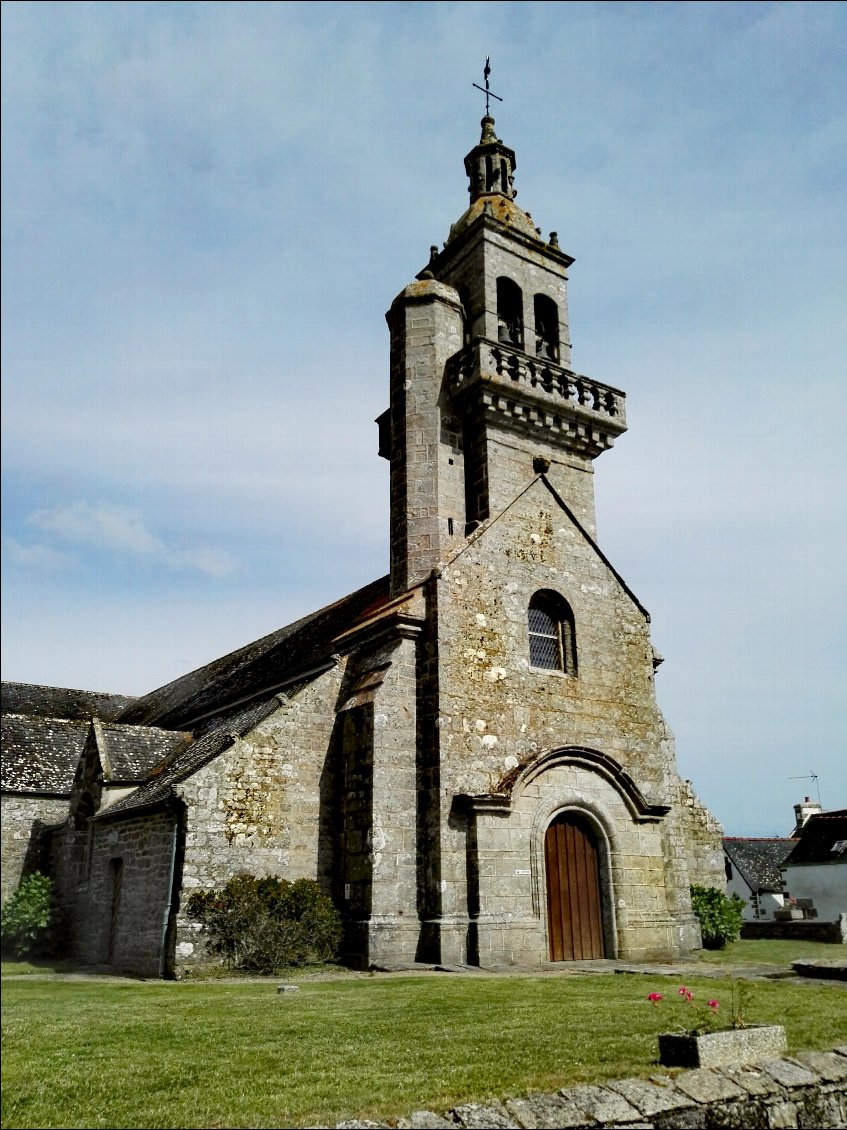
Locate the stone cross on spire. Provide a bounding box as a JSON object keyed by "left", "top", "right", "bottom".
{"left": 472, "top": 57, "right": 502, "bottom": 116}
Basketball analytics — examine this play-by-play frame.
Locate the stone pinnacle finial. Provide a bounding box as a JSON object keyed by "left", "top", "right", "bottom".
{"left": 480, "top": 115, "right": 498, "bottom": 144}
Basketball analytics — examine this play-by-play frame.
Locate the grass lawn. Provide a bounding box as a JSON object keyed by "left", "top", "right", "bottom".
{"left": 695, "top": 937, "right": 843, "bottom": 967}
{"left": 2, "top": 968, "right": 845, "bottom": 1129}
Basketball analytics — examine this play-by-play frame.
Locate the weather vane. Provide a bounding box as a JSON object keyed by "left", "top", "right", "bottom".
{"left": 473, "top": 57, "right": 502, "bottom": 116}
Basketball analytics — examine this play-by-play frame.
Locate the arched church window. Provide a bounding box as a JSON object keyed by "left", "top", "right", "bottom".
{"left": 497, "top": 277, "right": 524, "bottom": 348}
{"left": 528, "top": 590, "right": 577, "bottom": 673}
{"left": 534, "top": 294, "right": 559, "bottom": 361}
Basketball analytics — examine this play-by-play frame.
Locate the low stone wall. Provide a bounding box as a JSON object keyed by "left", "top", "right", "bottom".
{"left": 742, "top": 919, "right": 845, "bottom": 944}
{"left": 335, "top": 1047, "right": 847, "bottom": 1129}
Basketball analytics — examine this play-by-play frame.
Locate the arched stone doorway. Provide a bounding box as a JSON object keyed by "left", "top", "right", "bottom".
{"left": 544, "top": 811, "right": 605, "bottom": 960}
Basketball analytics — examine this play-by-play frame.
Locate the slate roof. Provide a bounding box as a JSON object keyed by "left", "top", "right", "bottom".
{"left": 1, "top": 681, "right": 134, "bottom": 722}
{"left": 2, "top": 575, "right": 393, "bottom": 811}
{"left": 783, "top": 811, "right": 847, "bottom": 866}
{"left": 98, "top": 695, "right": 290, "bottom": 819}
{"left": 117, "top": 575, "right": 391, "bottom": 730}
{"left": 1, "top": 714, "right": 194, "bottom": 795}
{"left": 723, "top": 837, "right": 794, "bottom": 893}
{"left": 1, "top": 716, "right": 89, "bottom": 795}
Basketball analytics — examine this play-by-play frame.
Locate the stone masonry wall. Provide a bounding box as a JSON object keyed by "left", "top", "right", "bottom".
{"left": 676, "top": 776, "right": 726, "bottom": 890}
{"left": 361, "top": 632, "right": 424, "bottom": 966}
{"left": 387, "top": 281, "right": 465, "bottom": 596}
{"left": 64, "top": 808, "right": 178, "bottom": 977}
{"left": 173, "top": 664, "right": 347, "bottom": 972}
{"left": 325, "top": 630, "right": 424, "bottom": 968}
{"left": 438, "top": 222, "right": 574, "bottom": 373}
{"left": 435, "top": 473, "right": 697, "bottom": 962}
{"left": 334, "top": 1047, "right": 847, "bottom": 1129}
{"left": 1, "top": 794, "right": 67, "bottom": 904}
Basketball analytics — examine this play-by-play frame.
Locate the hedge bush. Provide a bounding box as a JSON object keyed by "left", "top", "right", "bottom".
{"left": 186, "top": 875, "right": 342, "bottom": 972}
{"left": 690, "top": 883, "right": 745, "bottom": 949}
{"left": 1, "top": 872, "right": 55, "bottom": 957}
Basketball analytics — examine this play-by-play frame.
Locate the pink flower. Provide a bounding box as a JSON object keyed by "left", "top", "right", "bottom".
{"left": 648, "top": 992, "right": 664, "bottom": 1005}
{"left": 708, "top": 999, "right": 720, "bottom": 1011}
{"left": 678, "top": 986, "right": 694, "bottom": 1002}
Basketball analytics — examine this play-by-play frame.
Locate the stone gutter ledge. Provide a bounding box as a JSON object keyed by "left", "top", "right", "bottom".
{"left": 332, "top": 1048, "right": 847, "bottom": 1129}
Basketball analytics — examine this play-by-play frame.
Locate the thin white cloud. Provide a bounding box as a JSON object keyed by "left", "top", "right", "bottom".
{"left": 180, "top": 547, "right": 239, "bottom": 580}
{"left": 3, "top": 538, "right": 77, "bottom": 572}
{"left": 28, "top": 500, "right": 165, "bottom": 557}
{"left": 24, "top": 501, "right": 237, "bottom": 578}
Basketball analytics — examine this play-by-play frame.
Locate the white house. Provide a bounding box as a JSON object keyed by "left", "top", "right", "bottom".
{"left": 723, "top": 837, "right": 792, "bottom": 921}
{"left": 781, "top": 809, "right": 847, "bottom": 924}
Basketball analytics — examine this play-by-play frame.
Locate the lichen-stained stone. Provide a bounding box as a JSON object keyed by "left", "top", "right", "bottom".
{"left": 406, "top": 1112, "right": 458, "bottom": 1129}
{"left": 795, "top": 1090, "right": 846, "bottom": 1129}
{"left": 672, "top": 1069, "right": 745, "bottom": 1104}
{"left": 697, "top": 1099, "right": 768, "bottom": 1129}
{"left": 720, "top": 1066, "right": 783, "bottom": 1097}
{"left": 506, "top": 1091, "right": 596, "bottom": 1129}
{"left": 450, "top": 1099, "right": 519, "bottom": 1128}
{"left": 764, "top": 1100, "right": 800, "bottom": 1128}
{"left": 652, "top": 1110, "right": 707, "bottom": 1130}
{"left": 606, "top": 1076, "right": 696, "bottom": 1118}
{"left": 791, "top": 1050, "right": 847, "bottom": 1083}
{"left": 759, "top": 1059, "right": 819, "bottom": 1089}
{"left": 555, "top": 1083, "right": 642, "bottom": 1124}
{"left": 334, "top": 1121, "right": 392, "bottom": 1129}
{"left": 1, "top": 794, "right": 68, "bottom": 904}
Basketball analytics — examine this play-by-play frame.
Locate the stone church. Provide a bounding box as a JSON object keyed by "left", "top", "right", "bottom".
{"left": 1, "top": 114, "right": 724, "bottom": 976}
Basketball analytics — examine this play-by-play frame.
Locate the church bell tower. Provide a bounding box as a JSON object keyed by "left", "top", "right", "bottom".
{"left": 383, "top": 110, "right": 628, "bottom": 598}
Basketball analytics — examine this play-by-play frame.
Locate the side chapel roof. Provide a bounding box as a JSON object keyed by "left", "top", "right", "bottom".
{"left": 99, "top": 575, "right": 395, "bottom": 817}
{"left": 0, "top": 713, "right": 193, "bottom": 795}
{"left": 722, "top": 837, "right": 794, "bottom": 893}
{"left": 98, "top": 696, "right": 286, "bottom": 819}
{"left": 97, "top": 724, "right": 194, "bottom": 783}
{"left": 3, "top": 576, "right": 394, "bottom": 813}
{"left": 1, "top": 715, "right": 89, "bottom": 795}
{"left": 1, "top": 681, "right": 135, "bottom": 722}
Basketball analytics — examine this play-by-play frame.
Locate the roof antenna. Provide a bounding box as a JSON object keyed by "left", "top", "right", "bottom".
{"left": 473, "top": 56, "right": 503, "bottom": 116}
{"left": 788, "top": 772, "right": 821, "bottom": 807}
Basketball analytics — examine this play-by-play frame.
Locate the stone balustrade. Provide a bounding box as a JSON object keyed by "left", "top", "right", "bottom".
{"left": 447, "top": 338, "right": 626, "bottom": 429}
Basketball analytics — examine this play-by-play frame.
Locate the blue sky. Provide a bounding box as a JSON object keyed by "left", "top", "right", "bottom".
{"left": 2, "top": 1, "right": 845, "bottom": 835}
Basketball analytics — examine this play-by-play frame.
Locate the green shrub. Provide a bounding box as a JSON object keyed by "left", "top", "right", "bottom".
{"left": 1, "top": 872, "right": 55, "bottom": 957}
{"left": 690, "top": 884, "right": 745, "bottom": 949}
{"left": 186, "top": 875, "right": 342, "bottom": 972}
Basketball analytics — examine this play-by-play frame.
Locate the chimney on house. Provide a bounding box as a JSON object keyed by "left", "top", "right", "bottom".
{"left": 791, "top": 796, "right": 823, "bottom": 837}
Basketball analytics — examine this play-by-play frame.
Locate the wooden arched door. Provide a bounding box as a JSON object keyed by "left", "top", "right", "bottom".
{"left": 544, "top": 812, "right": 605, "bottom": 961}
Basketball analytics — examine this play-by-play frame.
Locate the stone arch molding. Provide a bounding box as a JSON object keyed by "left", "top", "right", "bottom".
{"left": 497, "top": 745, "right": 670, "bottom": 824}
{"left": 504, "top": 747, "right": 669, "bottom": 945}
